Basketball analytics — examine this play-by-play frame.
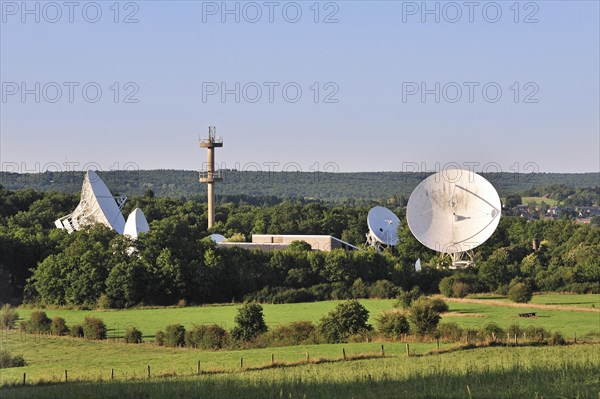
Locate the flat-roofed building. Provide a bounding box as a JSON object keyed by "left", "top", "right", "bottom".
{"left": 217, "top": 234, "right": 359, "bottom": 252}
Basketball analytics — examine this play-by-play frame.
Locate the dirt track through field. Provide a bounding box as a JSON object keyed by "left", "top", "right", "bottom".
{"left": 444, "top": 298, "right": 600, "bottom": 313}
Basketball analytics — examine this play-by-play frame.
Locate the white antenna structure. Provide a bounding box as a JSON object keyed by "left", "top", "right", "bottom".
{"left": 55, "top": 170, "right": 127, "bottom": 234}
{"left": 365, "top": 206, "right": 401, "bottom": 252}
{"left": 406, "top": 169, "right": 501, "bottom": 268}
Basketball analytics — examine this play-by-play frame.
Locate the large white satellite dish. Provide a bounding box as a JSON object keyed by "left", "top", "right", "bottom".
{"left": 209, "top": 234, "right": 227, "bottom": 244}
{"left": 406, "top": 169, "right": 501, "bottom": 268}
{"left": 55, "top": 170, "right": 127, "bottom": 234}
{"left": 124, "top": 208, "right": 150, "bottom": 239}
{"left": 365, "top": 206, "right": 400, "bottom": 252}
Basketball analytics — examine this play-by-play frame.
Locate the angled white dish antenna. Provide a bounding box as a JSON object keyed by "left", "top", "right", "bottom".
{"left": 365, "top": 206, "right": 400, "bottom": 252}
{"left": 55, "top": 170, "right": 127, "bottom": 234}
{"left": 209, "top": 234, "right": 227, "bottom": 244}
{"left": 406, "top": 169, "right": 501, "bottom": 268}
{"left": 124, "top": 208, "right": 150, "bottom": 239}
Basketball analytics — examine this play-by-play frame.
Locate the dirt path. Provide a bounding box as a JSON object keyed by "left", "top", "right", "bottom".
{"left": 443, "top": 297, "right": 600, "bottom": 313}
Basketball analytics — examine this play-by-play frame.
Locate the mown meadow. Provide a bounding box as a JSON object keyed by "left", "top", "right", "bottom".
{"left": 14, "top": 294, "right": 600, "bottom": 341}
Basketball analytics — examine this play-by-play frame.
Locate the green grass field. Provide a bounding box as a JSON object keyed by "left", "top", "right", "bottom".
{"left": 469, "top": 293, "right": 600, "bottom": 308}
{"left": 2, "top": 294, "right": 599, "bottom": 397}
{"left": 520, "top": 196, "right": 559, "bottom": 206}
{"left": 0, "top": 331, "right": 449, "bottom": 386}
{"left": 14, "top": 294, "right": 600, "bottom": 341}
{"left": 2, "top": 344, "right": 599, "bottom": 399}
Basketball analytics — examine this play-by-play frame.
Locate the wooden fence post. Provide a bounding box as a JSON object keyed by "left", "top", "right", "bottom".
{"left": 436, "top": 339, "right": 440, "bottom": 350}
{"left": 381, "top": 344, "right": 385, "bottom": 357}
{"left": 147, "top": 365, "right": 150, "bottom": 378}
{"left": 574, "top": 332, "right": 577, "bottom": 343}
{"left": 271, "top": 354, "right": 275, "bottom": 366}
{"left": 306, "top": 352, "right": 309, "bottom": 363}
{"left": 240, "top": 357, "right": 244, "bottom": 369}
{"left": 111, "top": 368, "right": 114, "bottom": 380}
{"left": 23, "top": 373, "right": 26, "bottom": 385}
{"left": 342, "top": 348, "right": 346, "bottom": 360}
{"left": 65, "top": 369, "right": 68, "bottom": 382}
{"left": 197, "top": 360, "right": 201, "bottom": 375}
{"left": 405, "top": 343, "right": 410, "bottom": 357}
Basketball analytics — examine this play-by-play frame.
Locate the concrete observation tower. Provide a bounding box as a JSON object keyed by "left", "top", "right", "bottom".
{"left": 199, "top": 126, "right": 223, "bottom": 229}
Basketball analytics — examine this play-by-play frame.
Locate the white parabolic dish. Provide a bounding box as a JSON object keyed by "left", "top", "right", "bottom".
{"left": 124, "top": 208, "right": 150, "bottom": 238}
{"left": 84, "top": 170, "right": 126, "bottom": 233}
{"left": 55, "top": 170, "right": 126, "bottom": 234}
{"left": 367, "top": 206, "right": 400, "bottom": 246}
{"left": 209, "top": 234, "right": 227, "bottom": 244}
{"left": 406, "top": 169, "right": 501, "bottom": 254}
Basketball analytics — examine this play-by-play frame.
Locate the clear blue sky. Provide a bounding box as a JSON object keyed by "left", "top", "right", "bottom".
{"left": 1, "top": 1, "right": 599, "bottom": 174}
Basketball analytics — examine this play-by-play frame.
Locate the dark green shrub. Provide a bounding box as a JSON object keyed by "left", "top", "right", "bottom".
{"left": 375, "top": 310, "right": 409, "bottom": 339}
{"left": 259, "top": 321, "right": 317, "bottom": 347}
{"left": 124, "top": 327, "right": 143, "bottom": 344}
{"left": 318, "top": 300, "right": 372, "bottom": 343}
{"left": 438, "top": 277, "right": 454, "bottom": 297}
{"left": 272, "top": 288, "right": 315, "bottom": 304}
{"left": 451, "top": 282, "right": 471, "bottom": 298}
{"left": 351, "top": 278, "right": 369, "bottom": 299}
{"left": 508, "top": 283, "right": 533, "bottom": 303}
{"left": 481, "top": 322, "right": 504, "bottom": 341}
{"left": 0, "top": 350, "right": 26, "bottom": 368}
{"left": 507, "top": 323, "right": 522, "bottom": 338}
{"left": 186, "top": 324, "right": 229, "bottom": 350}
{"left": 309, "top": 284, "right": 334, "bottom": 301}
{"left": 524, "top": 325, "right": 548, "bottom": 342}
{"left": 0, "top": 304, "right": 19, "bottom": 330}
{"left": 51, "top": 317, "right": 69, "bottom": 336}
{"left": 155, "top": 330, "right": 165, "bottom": 346}
{"left": 436, "top": 322, "right": 463, "bottom": 342}
{"left": 164, "top": 324, "right": 186, "bottom": 347}
{"left": 439, "top": 276, "right": 472, "bottom": 298}
{"left": 69, "top": 324, "right": 84, "bottom": 338}
{"left": 231, "top": 303, "right": 268, "bottom": 342}
{"left": 368, "top": 280, "right": 398, "bottom": 299}
{"left": 430, "top": 298, "right": 449, "bottom": 313}
{"left": 96, "top": 294, "right": 111, "bottom": 309}
{"left": 395, "top": 287, "right": 423, "bottom": 309}
{"left": 26, "top": 310, "right": 51, "bottom": 333}
{"left": 495, "top": 284, "right": 510, "bottom": 296}
{"left": 549, "top": 332, "right": 566, "bottom": 346}
{"left": 408, "top": 298, "right": 441, "bottom": 336}
{"left": 330, "top": 283, "right": 352, "bottom": 300}
{"left": 82, "top": 317, "right": 106, "bottom": 340}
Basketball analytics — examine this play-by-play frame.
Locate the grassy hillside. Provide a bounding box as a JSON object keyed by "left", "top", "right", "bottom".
{"left": 1, "top": 170, "right": 597, "bottom": 201}
{"left": 2, "top": 344, "right": 599, "bottom": 398}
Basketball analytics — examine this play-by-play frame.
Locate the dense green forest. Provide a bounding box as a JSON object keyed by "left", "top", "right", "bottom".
{"left": 1, "top": 184, "right": 598, "bottom": 308}
{"left": 1, "top": 170, "right": 598, "bottom": 200}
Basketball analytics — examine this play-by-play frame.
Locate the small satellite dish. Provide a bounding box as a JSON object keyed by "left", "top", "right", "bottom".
{"left": 124, "top": 208, "right": 150, "bottom": 239}
{"left": 406, "top": 169, "right": 501, "bottom": 268}
{"left": 55, "top": 170, "right": 127, "bottom": 234}
{"left": 209, "top": 234, "right": 227, "bottom": 244}
{"left": 365, "top": 206, "right": 400, "bottom": 252}
{"left": 415, "top": 258, "right": 421, "bottom": 271}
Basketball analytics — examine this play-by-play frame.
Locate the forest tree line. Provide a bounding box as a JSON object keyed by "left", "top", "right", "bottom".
{"left": 1, "top": 170, "right": 598, "bottom": 201}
